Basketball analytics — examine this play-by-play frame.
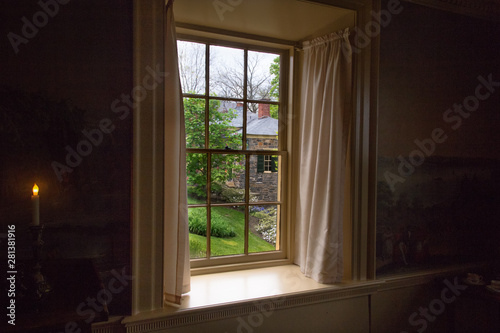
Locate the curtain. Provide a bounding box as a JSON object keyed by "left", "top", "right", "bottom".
{"left": 294, "top": 28, "right": 352, "bottom": 284}
{"left": 163, "top": 0, "right": 190, "bottom": 305}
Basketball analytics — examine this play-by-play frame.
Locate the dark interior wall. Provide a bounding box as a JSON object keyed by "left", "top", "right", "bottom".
{"left": 376, "top": 1, "right": 500, "bottom": 275}
{"left": 0, "top": 1, "right": 133, "bottom": 314}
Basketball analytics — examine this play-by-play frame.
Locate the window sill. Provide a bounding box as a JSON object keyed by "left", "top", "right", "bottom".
{"left": 122, "top": 264, "right": 381, "bottom": 331}
{"left": 97, "top": 262, "right": 494, "bottom": 332}
{"left": 184, "top": 264, "right": 334, "bottom": 308}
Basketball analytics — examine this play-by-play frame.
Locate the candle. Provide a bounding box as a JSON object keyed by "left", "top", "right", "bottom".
{"left": 32, "top": 183, "right": 40, "bottom": 226}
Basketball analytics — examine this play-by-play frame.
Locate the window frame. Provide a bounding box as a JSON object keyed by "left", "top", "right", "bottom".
{"left": 133, "top": 0, "right": 377, "bottom": 315}
{"left": 178, "top": 33, "right": 292, "bottom": 271}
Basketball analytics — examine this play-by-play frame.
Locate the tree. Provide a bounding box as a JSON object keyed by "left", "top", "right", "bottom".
{"left": 184, "top": 97, "right": 244, "bottom": 198}
{"left": 269, "top": 56, "right": 280, "bottom": 99}
{"left": 211, "top": 51, "right": 274, "bottom": 113}
{"left": 177, "top": 41, "right": 209, "bottom": 94}
{"left": 269, "top": 56, "right": 280, "bottom": 119}
{"left": 178, "top": 40, "right": 280, "bottom": 116}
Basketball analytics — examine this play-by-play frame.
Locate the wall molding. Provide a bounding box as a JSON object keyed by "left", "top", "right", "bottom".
{"left": 121, "top": 282, "right": 380, "bottom": 332}
{"left": 92, "top": 317, "right": 126, "bottom": 333}
{"left": 404, "top": 0, "right": 500, "bottom": 21}
{"left": 376, "top": 262, "right": 487, "bottom": 292}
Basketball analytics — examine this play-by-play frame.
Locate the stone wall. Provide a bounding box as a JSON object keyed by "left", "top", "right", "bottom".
{"left": 233, "top": 136, "right": 279, "bottom": 202}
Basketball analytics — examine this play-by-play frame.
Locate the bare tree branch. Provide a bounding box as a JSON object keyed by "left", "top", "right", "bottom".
{"left": 178, "top": 41, "right": 276, "bottom": 115}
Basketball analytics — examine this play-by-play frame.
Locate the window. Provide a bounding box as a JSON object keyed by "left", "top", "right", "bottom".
{"left": 258, "top": 155, "right": 278, "bottom": 173}
{"left": 178, "top": 36, "right": 288, "bottom": 268}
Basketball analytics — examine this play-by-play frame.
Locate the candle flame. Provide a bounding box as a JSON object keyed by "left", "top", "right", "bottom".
{"left": 33, "top": 183, "right": 39, "bottom": 196}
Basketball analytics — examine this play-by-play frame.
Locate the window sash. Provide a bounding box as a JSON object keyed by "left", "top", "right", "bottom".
{"left": 180, "top": 36, "right": 289, "bottom": 268}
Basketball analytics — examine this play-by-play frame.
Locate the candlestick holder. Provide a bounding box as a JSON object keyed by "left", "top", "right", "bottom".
{"left": 28, "top": 224, "right": 52, "bottom": 303}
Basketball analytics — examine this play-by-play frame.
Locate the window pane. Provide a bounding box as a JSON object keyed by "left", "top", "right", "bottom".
{"left": 210, "top": 154, "right": 245, "bottom": 204}
{"left": 209, "top": 100, "right": 243, "bottom": 150}
{"left": 210, "top": 206, "right": 244, "bottom": 257}
{"left": 249, "top": 155, "right": 280, "bottom": 202}
{"left": 247, "top": 51, "right": 279, "bottom": 101}
{"left": 188, "top": 207, "right": 207, "bottom": 259}
{"left": 177, "top": 41, "right": 205, "bottom": 95}
{"left": 209, "top": 45, "right": 244, "bottom": 99}
{"left": 187, "top": 153, "right": 207, "bottom": 203}
{"left": 249, "top": 205, "right": 278, "bottom": 253}
{"left": 246, "top": 103, "right": 278, "bottom": 151}
{"left": 184, "top": 98, "right": 205, "bottom": 149}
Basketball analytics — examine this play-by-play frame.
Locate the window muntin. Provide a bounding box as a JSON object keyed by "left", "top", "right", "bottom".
{"left": 178, "top": 37, "right": 287, "bottom": 267}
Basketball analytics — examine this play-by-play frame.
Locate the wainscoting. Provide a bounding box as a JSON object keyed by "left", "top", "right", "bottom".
{"left": 91, "top": 263, "right": 498, "bottom": 333}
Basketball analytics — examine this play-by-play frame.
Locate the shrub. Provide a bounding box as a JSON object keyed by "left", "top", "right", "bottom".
{"left": 188, "top": 209, "right": 236, "bottom": 238}
{"left": 211, "top": 181, "right": 224, "bottom": 196}
{"left": 187, "top": 185, "right": 199, "bottom": 199}
{"left": 252, "top": 207, "right": 277, "bottom": 245}
{"left": 220, "top": 186, "right": 245, "bottom": 203}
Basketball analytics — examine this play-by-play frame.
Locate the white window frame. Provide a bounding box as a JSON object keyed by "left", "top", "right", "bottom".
{"left": 264, "top": 154, "right": 272, "bottom": 173}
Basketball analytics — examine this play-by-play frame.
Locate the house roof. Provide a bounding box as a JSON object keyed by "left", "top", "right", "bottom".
{"left": 245, "top": 116, "right": 278, "bottom": 136}
{"left": 223, "top": 102, "right": 278, "bottom": 136}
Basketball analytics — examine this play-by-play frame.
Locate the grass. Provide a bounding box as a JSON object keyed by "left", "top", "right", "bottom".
{"left": 187, "top": 196, "right": 276, "bottom": 258}
{"left": 188, "top": 208, "right": 236, "bottom": 238}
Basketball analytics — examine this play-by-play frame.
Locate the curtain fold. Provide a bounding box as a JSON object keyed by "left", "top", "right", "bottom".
{"left": 163, "top": 0, "right": 190, "bottom": 305}
{"left": 294, "top": 28, "right": 352, "bottom": 284}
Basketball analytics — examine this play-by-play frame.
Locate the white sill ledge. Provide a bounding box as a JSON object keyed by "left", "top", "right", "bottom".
{"left": 116, "top": 262, "right": 492, "bottom": 332}
{"left": 121, "top": 265, "right": 381, "bottom": 331}
{"left": 184, "top": 264, "right": 334, "bottom": 308}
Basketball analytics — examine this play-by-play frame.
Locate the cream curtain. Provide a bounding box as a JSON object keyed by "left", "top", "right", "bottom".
{"left": 163, "top": 0, "right": 190, "bottom": 305}
{"left": 294, "top": 28, "right": 352, "bottom": 284}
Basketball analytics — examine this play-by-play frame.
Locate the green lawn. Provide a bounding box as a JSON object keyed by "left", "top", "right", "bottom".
{"left": 187, "top": 196, "right": 275, "bottom": 258}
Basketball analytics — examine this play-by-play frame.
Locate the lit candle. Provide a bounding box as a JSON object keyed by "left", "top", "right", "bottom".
{"left": 32, "top": 183, "right": 40, "bottom": 226}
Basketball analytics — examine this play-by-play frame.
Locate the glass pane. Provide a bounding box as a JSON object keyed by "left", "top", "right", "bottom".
{"left": 188, "top": 207, "right": 207, "bottom": 259}
{"left": 209, "top": 45, "right": 244, "bottom": 98}
{"left": 210, "top": 154, "right": 246, "bottom": 204}
{"left": 210, "top": 206, "right": 244, "bottom": 257}
{"left": 184, "top": 98, "right": 205, "bottom": 149}
{"left": 177, "top": 41, "right": 205, "bottom": 95}
{"left": 186, "top": 153, "right": 207, "bottom": 203}
{"left": 247, "top": 51, "right": 279, "bottom": 101}
{"left": 209, "top": 99, "right": 243, "bottom": 150}
{"left": 249, "top": 205, "right": 278, "bottom": 253}
{"left": 249, "top": 155, "right": 280, "bottom": 202}
{"left": 246, "top": 103, "right": 278, "bottom": 150}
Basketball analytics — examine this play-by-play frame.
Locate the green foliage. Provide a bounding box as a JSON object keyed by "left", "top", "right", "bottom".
{"left": 184, "top": 96, "right": 244, "bottom": 198}
{"left": 188, "top": 208, "right": 236, "bottom": 238}
{"left": 269, "top": 105, "right": 279, "bottom": 120}
{"left": 269, "top": 57, "right": 280, "bottom": 120}
{"left": 269, "top": 57, "right": 280, "bottom": 99}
